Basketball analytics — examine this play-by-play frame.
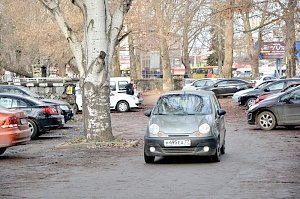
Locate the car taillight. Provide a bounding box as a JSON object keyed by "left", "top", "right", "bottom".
{"left": 1, "top": 116, "right": 18, "bottom": 128}
{"left": 43, "top": 106, "right": 58, "bottom": 115}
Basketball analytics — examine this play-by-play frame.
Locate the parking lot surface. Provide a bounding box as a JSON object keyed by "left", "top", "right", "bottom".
{"left": 0, "top": 93, "right": 299, "bottom": 199}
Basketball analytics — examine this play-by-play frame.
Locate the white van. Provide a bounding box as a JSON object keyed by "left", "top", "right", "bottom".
{"left": 74, "top": 77, "right": 143, "bottom": 113}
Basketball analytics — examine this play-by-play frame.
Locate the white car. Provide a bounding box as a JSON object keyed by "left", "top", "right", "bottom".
{"left": 75, "top": 88, "right": 141, "bottom": 112}
{"left": 182, "top": 78, "right": 218, "bottom": 91}
{"left": 250, "top": 75, "right": 277, "bottom": 87}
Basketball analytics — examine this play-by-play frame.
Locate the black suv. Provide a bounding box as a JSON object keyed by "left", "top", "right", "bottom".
{"left": 238, "top": 78, "right": 300, "bottom": 108}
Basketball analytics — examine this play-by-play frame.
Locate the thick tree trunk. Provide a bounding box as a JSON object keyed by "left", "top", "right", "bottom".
{"left": 40, "top": 0, "right": 131, "bottom": 141}
{"left": 284, "top": 0, "right": 297, "bottom": 78}
{"left": 82, "top": 1, "right": 113, "bottom": 141}
{"left": 128, "top": 33, "right": 137, "bottom": 80}
{"left": 222, "top": 0, "right": 234, "bottom": 78}
{"left": 242, "top": 12, "right": 260, "bottom": 78}
{"left": 160, "top": 37, "right": 173, "bottom": 91}
{"left": 155, "top": 0, "right": 173, "bottom": 91}
{"left": 135, "top": 47, "right": 142, "bottom": 79}
{"left": 182, "top": 25, "right": 190, "bottom": 75}
{"left": 112, "top": 46, "right": 121, "bottom": 77}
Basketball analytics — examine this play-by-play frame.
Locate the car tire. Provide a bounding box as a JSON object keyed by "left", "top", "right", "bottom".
{"left": 28, "top": 119, "right": 39, "bottom": 139}
{"left": 144, "top": 152, "right": 155, "bottom": 164}
{"left": 116, "top": 101, "right": 129, "bottom": 112}
{"left": 0, "top": 148, "right": 7, "bottom": 155}
{"left": 246, "top": 97, "right": 256, "bottom": 108}
{"left": 211, "top": 138, "right": 221, "bottom": 162}
{"left": 256, "top": 111, "right": 277, "bottom": 130}
{"left": 221, "top": 139, "right": 225, "bottom": 155}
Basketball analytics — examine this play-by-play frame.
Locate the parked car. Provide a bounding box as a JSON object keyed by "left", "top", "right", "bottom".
{"left": 247, "top": 86, "right": 300, "bottom": 130}
{"left": 182, "top": 78, "right": 218, "bottom": 91}
{"left": 143, "top": 90, "right": 226, "bottom": 163}
{"left": 250, "top": 75, "right": 277, "bottom": 87}
{"left": 0, "top": 93, "right": 65, "bottom": 139}
{"left": 232, "top": 79, "right": 276, "bottom": 104}
{"left": 0, "top": 106, "right": 31, "bottom": 155}
{"left": 199, "top": 78, "right": 253, "bottom": 97}
{"left": 0, "top": 85, "right": 73, "bottom": 122}
{"left": 75, "top": 88, "right": 141, "bottom": 112}
{"left": 237, "top": 79, "right": 300, "bottom": 108}
{"left": 256, "top": 82, "right": 300, "bottom": 103}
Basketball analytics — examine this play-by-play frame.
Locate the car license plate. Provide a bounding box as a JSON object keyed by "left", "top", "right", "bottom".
{"left": 20, "top": 118, "right": 27, "bottom": 125}
{"left": 61, "top": 117, "right": 65, "bottom": 124}
{"left": 164, "top": 139, "right": 191, "bottom": 147}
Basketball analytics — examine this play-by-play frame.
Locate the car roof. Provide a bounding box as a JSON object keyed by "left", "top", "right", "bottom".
{"left": 0, "top": 93, "right": 44, "bottom": 104}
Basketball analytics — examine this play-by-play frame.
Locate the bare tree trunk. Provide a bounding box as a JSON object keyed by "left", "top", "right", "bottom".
{"left": 155, "top": 0, "right": 173, "bottom": 91}
{"left": 222, "top": 0, "right": 234, "bottom": 78}
{"left": 284, "top": 0, "right": 297, "bottom": 78}
{"left": 112, "top": 46, "right": 121, "bottom": 77}
{"left": 242, "top": 12, "right": 259, "bottom": 78}
{"left": 128, "top": 33, "right": 137, "bottom": 80}
{"left": 135, "top": 47, "right": 142, "bottom": 79}
{"left": 182, "top": 24, "right": 190, "bottom": 75}
{"left": 40, "top": 0, "right": 132, "bottom": 141}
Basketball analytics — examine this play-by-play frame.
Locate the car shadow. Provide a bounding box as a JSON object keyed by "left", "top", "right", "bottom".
{"left": 36, "top": 136, "right": 64, "bottom": 140}
{"left": 153, "top": 156, "right": 216, "bottom": 164}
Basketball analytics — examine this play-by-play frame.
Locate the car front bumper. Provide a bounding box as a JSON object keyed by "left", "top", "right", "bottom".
{"left": 247, "top": 112, "right": 256, "bottom": 125}
{"left": 144, "top": 136, "right": 218, "bottom": 157}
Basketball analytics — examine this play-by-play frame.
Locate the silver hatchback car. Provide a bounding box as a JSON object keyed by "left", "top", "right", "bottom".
{"left": 144, "top": 90, "right": 226, "bottom": 163}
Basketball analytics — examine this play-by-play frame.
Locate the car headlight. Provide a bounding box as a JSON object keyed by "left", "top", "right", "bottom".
{"left": 199, "top": 123, "right": 210, "bottom": 134}
{"left": 149, "top": 124, "right": 159, "bottom": 135}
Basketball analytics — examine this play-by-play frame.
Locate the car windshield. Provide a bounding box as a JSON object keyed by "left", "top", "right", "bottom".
{"left": 255, "top": 81, "right": 274, "bottom": 89}
{"left": 152, "top": 94, "right": 212, "bottom": 115}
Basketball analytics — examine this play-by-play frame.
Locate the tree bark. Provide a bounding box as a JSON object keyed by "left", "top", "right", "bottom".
{"left": 284, "top": 0, "right": 297, "bottom": 78}
{"left": 40, "top": 0, "right": 132, "bottom": 141}
{"left": 182, "top": 24, "right": 190, "bottom": 75}
{"left": 128, "top": 33, "right": 137, "bottom": 80}
{"left": 112, "top": 46, "right": 121, "bottom": 77}
{"left": 222, "top": 0, "right": 234, "bottom": 78}
{"left": 155, "top": 0, "right": 173, "bottom": 91}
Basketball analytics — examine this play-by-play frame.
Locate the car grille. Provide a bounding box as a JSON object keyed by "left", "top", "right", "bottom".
{"left": 167, "top": 134, "right": 189, "bottom": 137}
{"left": 162, "top": 147, "right": 195, "bottom": 154}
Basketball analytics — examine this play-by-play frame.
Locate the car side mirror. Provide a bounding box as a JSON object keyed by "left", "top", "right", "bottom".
{"left": 217, "top": 109, "right": 226, "bottom": 116}
{"left": 264, "top": 88, "right": 270, "bottom": 92}
{"left": 214, "top": 84, "right": 218, "bottom": 87}
{"left": 144, "top": 109, "right": 152, "bottom": 117}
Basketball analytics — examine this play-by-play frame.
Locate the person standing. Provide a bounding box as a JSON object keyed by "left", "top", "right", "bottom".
{"left": 125, "top": 80, "right": 135, "bottom": 95}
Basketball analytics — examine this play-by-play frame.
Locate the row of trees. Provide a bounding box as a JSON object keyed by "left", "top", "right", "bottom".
{"left": 0, "top": 0, "right": 299, "bottom": 141}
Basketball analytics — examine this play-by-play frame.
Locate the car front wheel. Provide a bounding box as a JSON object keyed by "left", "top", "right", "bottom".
{"left": 221, "top": 139, "right": 225, "bottom": 155}
{"left": 256, "top": 111, "right": 277, "bottom": 130}
{"left": 116, "top": 101, "right": 130, "bottom": 112}
{"left": 211, "top": 139, "right": 221, "bottom": 162}
{"left": 144, "top": 152, "right": 155, "bottom": 164}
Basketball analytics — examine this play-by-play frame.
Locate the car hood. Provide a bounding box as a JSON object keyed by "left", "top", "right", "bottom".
{"left": 233, "top": 88, "right": 254, "bottom": 96}
{"left": 149, "top": 114, "right": 213, "bottom": 135}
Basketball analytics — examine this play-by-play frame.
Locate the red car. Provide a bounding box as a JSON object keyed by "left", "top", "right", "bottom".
{"left": 256, "top": 82, "right": 300, "bottom": 103}
{"left": 0, "top": 107, "right": 31, "bottom": 155}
